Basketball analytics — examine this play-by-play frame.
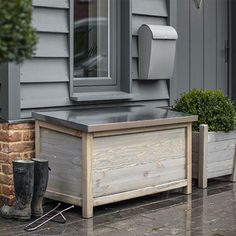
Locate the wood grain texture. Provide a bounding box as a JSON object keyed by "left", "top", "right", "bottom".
{"left": 94, "top": 180, "right": 187, "bottom": 207}
{"left": 198, "top": 125, "right": 208, "bottom": 188}
{"left": 93, "top": 128, "right": 186, "bottom": 197}
{"left": 35, "top": 121, "right": 41, "bottom": 157}
{"left": 231, "top": 149, "right": 236, "bottom": 182}
{"left": 37, "top": 121, "right": 81, "bottom": 138}
{"left": 193, "top": 126, "right": 236, "bottom": 183}
{"left": 40, "top": 128, "right": 82, "bottom": 199}
{"left": 184, "top": 123, "right": 192, "bottom": 194}
{"left": 45, "top": 190, "right": 82, "bottom": 206}
{"left": 82, "top": 133, "right": 94, "bottom": 218}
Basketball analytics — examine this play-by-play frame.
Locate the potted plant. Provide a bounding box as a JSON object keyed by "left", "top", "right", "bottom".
{"left": 173, "top": 89, "right": 236, "bottom": 188}
{"left": 0, "top": 0, "right": 37, "bottom": 64}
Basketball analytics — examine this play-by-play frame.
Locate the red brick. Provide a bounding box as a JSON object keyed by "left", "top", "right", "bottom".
{"left": 2, "top": 185, "right": 14, "bottom": 195}
{"left": 2, "top": 165, "right": 13, "bottom": 175}
{"left": 1, "top": 144, "right": 9, "bottom": 153}
{"left": 22, "top": 131, "right": 35, "bottom": 141}
{"left": 8, "top": 131, "right": 22, "bottom": 142}
{"left": 0, "top": 131, "right": 9, "bottom": 142}
{"left": 9, "top": 123, "right": 35, "bottom": 130}
{"left": 0, "top": 124, "right": 9, "bottom": 131}
{"left": 29, "top": 151, "right": 35, "bottom": 159}
{"left": 0, "top": 195, "right": 15, "bottom": 206}
{"left": 0, "top": 153, "right": 9, "bottom": 163}
{"left": 8, "top": 142, "right": 35, "bottom": 153}
{"left": 0, "top": 173, "right": 13, "bottom": 185}
{"left": 0, "top": 153, "right": 21, "bottom": 164}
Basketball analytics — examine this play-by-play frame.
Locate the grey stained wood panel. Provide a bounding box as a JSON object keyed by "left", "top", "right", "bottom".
{"left": 40, "top": 128, "right": 82, "bottom": 197}
{"left": 32, "top": 8, "right": 69, "bottom": 33}
{"left": 190, "top": 0, "right": 204, "bottom": 90}
{"left": 216, "top": 0, "right": 228, "bottom": 95}
{"left": 32, "top": 0, "right": 69, "bottom": 9}
{"left": 20, "top": 59, "right": 69, "bottom": 83}
{"left": 173, "top": 0, "right": 229, "bottom": 100}
{"left": 132, "top": 0, "right": 168, "bottom": 17}
{"left": 204, "top": 0, "right": 217, "bottom": 90}
{"left": 35, "top": 33, "right": 69, "bottom": 58}
{"left": 174, "top": 0, "right": 190, "bottom": 96}
{"left": 93, "top": 128, "right": 186, "bottom": 197}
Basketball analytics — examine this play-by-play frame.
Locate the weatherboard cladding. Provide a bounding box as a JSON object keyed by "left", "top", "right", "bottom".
{"left": 19, "top": 0, "right": 169, "bottom": 118}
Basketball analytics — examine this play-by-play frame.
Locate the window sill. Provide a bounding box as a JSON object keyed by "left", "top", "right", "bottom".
{"left": 71, "top": 91, "right": 133, "bottom": 102}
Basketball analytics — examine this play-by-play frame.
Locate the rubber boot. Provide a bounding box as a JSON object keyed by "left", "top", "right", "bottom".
{"left": 0, "top": 160, "right": 34, "bottom": 220}
{"left": 31, "top": 158, "right": 49, "bottom": 218}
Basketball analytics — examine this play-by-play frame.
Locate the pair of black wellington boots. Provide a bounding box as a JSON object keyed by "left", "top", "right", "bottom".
{"left": 0, "top": 158, "right": 49, "bottom": 220}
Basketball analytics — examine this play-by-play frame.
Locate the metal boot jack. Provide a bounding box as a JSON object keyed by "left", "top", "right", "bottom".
{"left": 25, "top": 158, "right": 74, "bottom": 232}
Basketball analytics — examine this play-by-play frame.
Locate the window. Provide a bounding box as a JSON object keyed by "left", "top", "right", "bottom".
{"left": 70, "top": 0, "right": 131, "bottom": 101}
{"left": 74, "top": 0, "right": 109, "bottom": 79}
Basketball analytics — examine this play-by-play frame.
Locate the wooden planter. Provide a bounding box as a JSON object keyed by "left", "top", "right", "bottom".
{"left": 192, "top": 124, "right": 236, "bottom": 188}
{"left": 33, "top": 108, "right": 197, "bottom": 218}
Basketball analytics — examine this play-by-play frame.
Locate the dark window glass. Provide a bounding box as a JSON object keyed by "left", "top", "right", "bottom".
{"left": 74, "top": 0, "right": 109, "bottom": 78}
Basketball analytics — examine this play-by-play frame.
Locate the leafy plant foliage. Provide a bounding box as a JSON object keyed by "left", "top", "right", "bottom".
{"left": 173, "top": 89, "right": 236, "bottom": 132}
{"left": 0, "top": 0, "right": 37, "bottom": 63}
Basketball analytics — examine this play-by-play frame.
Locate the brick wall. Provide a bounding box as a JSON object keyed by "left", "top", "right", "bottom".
{"left": 0, "top": 122, "right": 35, "bottom": 206}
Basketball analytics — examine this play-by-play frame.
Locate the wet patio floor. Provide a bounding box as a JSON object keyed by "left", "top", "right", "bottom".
{"left": 0, "top": 178, "right": 236, "bottom": 236}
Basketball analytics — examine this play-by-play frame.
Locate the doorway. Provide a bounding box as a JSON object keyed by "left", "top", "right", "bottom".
{"left": 174, "top": 0, "right": 229, "bottom": 99}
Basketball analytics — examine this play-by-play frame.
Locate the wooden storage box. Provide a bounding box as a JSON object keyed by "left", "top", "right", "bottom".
{"left": 33, "top": 107, "right": 197, "bottom": 218}
{"left": 192, "top": 124, "right": 236, "bottom": 188}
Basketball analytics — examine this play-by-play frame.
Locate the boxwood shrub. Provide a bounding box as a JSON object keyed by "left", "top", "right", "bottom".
{"left": 173, "top": 89, "right": 236, "bottom": 132}
{"left": 0, "top": 0, "right": 37, "bottom": 63}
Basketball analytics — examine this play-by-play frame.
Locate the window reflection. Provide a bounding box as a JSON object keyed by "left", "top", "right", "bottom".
{"left": 74, "top": 0, "right": 109, "bottom": 78}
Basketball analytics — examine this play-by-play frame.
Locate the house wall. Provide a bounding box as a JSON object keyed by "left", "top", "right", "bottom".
{"left": 19, "top": 0, "right": 170, "bottom": 119}
{"left": 0, "top": 0, "right": 172, "bottom": 203}
{"left": 172, "top": 0, "right": 229, "bottom": 102}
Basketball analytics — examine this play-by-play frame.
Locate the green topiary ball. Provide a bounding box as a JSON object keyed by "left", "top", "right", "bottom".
{"left": 0, "top": 0, "right": 38, "bottom": 63}
{"left": 173, "top": 89, "right": 236, "bottom": 132}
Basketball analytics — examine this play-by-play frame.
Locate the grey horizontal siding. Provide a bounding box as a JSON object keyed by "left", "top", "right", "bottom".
{"left": 131, "top": 0, "right": 169, "bottom": 102}
{"left": 20, "top": 59, "right": 69, "bottom": 83}
{"left": 132, "top": 80, "right": 170, "bottom": 101}
{"left": 19, "top": 0, "right": 170, "bottom": 119}
{"left": 32, "top": 8, "right": 69, "bottom": 33}
{"left": 32, "top": 0, "right": 69, "bottom": 9}
{"left": 20, "top": 1, "right": 70, "bottom": 118}
{"left": 21, "top": 83, "right": 73, "bottom": 109}
{"left": 132, "top": 0, "right": 168, "bottom": 17}
{"left": 35, "top": 33, "right": 69, "bottom": 58}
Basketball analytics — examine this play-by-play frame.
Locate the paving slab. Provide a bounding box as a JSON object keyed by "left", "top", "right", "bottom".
{"left": 0, "top": 179, "right": 236, "bottom": 236}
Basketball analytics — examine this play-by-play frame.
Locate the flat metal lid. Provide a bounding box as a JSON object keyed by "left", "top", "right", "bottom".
{"left": 33, "top": 106, "right": 197, "bottom": 133}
